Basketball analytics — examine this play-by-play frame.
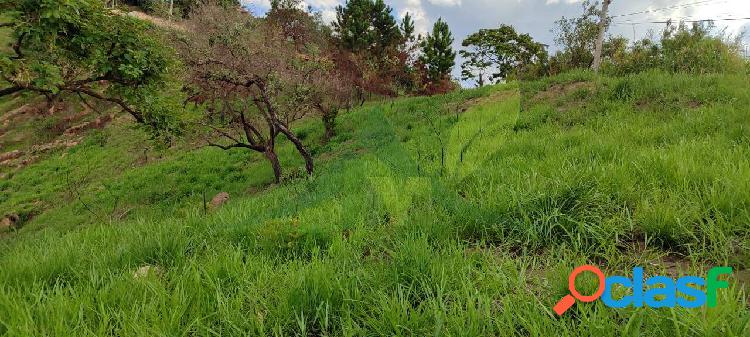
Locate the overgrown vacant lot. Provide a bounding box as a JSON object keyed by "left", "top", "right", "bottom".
{"left": 1, "top": 72, "right": 749, "bottom": 335}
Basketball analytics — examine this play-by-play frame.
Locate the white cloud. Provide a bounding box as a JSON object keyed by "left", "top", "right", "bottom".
{"left": 401, "top": 0, "right": 432, "bottom": 35}
{"left": 427, "top": 0, "right": 462, "bottom": 6}
{"left": 305, "top": 0, "right": 341, "bottom": 7}
{"left": 545, "top": 0, "right": 582, "bottom": 5}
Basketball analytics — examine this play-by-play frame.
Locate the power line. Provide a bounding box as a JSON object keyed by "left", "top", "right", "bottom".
{"left": 610, "top": 0, "right": 724, "bottom": 19}
{"left": 612, "top": 16, "right": 750, "bottom": 25}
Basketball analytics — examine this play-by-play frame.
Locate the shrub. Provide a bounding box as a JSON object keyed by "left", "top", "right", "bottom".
{"left": 603, "top": 22, "right": 744, "bottom": 76}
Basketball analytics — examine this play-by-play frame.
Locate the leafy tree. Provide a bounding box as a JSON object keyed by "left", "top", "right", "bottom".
{"left": 460, "top": 25, "right": 547, "bottom": 87}
{"left": 459, "top": 38, "right": 493, "bottom": 87}
{"left": 333, "top": 0, "right": 400, "bottom": 54}
{"left": 303, "top": 51, "right": 358, "bottom": 141}
{"left": 0, "top": 0, "right": 179, "bottom": 133}
{"left": 420, "top": 18, "right": 456, "bottom": 83}
{"left": 178, "top": 5, "right": 319, "bottom": 183}
{"left": 333, "top": 0, "right": 414, "bottom": 96}
{"left": 393, "top": 12, "right": 422, "bottom": 92}
{"left": 552, "top": 0, "right": 606, "bottom": 70}
{"left": 266, "top": 0, "right": 354, "bottom": 141}
{"left": 267, "top": 0, "right": 324, "bottom": 50}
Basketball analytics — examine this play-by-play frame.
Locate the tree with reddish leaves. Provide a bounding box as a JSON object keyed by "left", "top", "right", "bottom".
{"left": 177, "top": 5, "right": 315, "bottom": 183}
{"left": 306, "top": 51, "right": 358, "bottom": 141}
{"left": 266, "top": 1, "right": 358, "bottom": 142}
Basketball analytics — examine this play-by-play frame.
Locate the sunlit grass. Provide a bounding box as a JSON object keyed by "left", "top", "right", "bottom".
{"left": 0, "top": 72, "right": 748, "bottom": 335}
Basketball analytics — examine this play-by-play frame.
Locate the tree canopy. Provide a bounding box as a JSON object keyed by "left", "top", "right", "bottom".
{"left": 460, "top": 25, "right": 547, "bottom": 86}
{"left": 420, "top": 18, "right": 456, "bottom": 84}
{"left": 0, "top": 0, "right": 179, "bottom": 132}
{"left": 552, "top": 0, "right": 608, "bottom": 71}
{"left": 333, "top": 0, "right": 401, "bottom": 54}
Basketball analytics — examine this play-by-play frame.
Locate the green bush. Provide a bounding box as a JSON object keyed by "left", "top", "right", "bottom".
{"left": 604, "top": 22, "right": 745, "bottom": 76}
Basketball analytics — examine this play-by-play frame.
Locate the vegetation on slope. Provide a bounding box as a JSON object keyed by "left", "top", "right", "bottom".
{"left": 1, "top": 1, "right": 749, "bottom": 336}
{"left": 0, "top": 72, "right": 748, "bottom": 335}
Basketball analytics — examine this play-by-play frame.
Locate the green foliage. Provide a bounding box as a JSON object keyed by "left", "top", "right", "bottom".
{"left": 1, "top": 73, "right": 750, "bottom": 335}
{"left": 551, "top": 0, "right": 604, "bottom": 71}
{"left": 419, "top": 18, "right": 456, "bottom": 83}
{"left": 0, "top": 0, "right": 183, "bottom": 136}
{"left": 400, "top": 12, "right": 415, "bottom": 43}
{"left": 602, "top": 22, "right": 745, "bottom": 76}
{"left": 333, "top": 0, "right": 401, "bottom": 54}
{"left": 460, "top": 24, "right": 547, "bottom": 86}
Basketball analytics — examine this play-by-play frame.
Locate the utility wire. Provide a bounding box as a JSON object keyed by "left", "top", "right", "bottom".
{"left": 612, "top": 16, "right": 750, "bottom": 25}
{"left": 610, "top": 0, "right": 724, "bottom": 19}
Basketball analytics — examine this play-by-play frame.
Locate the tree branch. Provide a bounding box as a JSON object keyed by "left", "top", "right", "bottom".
{"left": 0, "top": 86, "right": 23, "bottom": 98}
{"left": 11, "top": 32, "right": 25, "bottom": 59}
{"left": 205, "top": 122, "right": 242, "bottom": 144}
{"left": 207, "top": 141, "right": 264, "bottom": 152}
{"left": 238, "top": 109, "right": 264, "bottom": 146}
{"left": 72, "top": 87, "right": 146, "bottom": 124}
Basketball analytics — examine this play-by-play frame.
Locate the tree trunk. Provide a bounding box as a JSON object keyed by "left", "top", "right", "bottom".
{"left": 322, "top": 111, "right": 337, "bottom": 142}
{"left": 264, "top": 148, "right": 282, "bottom": 184}
{"left": 277, "top": 126, "right": 314, "bottom": 176}
{"left": 592, "top": 0, "right": 611, "bottom": 72}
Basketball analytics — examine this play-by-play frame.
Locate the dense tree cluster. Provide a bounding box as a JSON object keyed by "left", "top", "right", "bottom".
{"left": 333, "top": 0, "right": 457, "bottom": 95}
{"left": 0, "top": 0, "right": 463, "bottom": 183}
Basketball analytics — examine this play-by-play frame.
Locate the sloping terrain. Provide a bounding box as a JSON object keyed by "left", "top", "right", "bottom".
{"left": 0, "top": 74, "right": 748, "bottom": 336}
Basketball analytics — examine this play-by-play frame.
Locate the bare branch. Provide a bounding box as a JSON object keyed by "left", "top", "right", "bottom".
{"left": 0, "top": 86, "right": 23, "bottom": 97}
{"left": 207, "top": 142, "right": 259, "bottom": 151}
{"left": 72, "top": 87, "right": 146, "bottom": 124}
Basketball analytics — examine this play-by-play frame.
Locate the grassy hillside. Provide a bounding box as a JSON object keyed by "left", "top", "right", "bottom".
{"left": 0, "top": 72, "right": 749, "bottom": 335}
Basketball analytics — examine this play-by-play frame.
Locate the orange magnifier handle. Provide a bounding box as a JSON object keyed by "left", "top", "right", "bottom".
{"left": 553, "top": 265, "right": 606, "bottom": 316}
{"left": 553, "top": 295, "right": 576, "bottom": 316}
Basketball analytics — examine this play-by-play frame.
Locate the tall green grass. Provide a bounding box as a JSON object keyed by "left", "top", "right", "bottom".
{"left": 0, "top": 72, "right": 748, "bottom": 335}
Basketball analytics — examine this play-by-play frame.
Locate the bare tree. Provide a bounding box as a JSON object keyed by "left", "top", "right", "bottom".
{"left": 177, "top": 5, "right": 317, "bottom": 183}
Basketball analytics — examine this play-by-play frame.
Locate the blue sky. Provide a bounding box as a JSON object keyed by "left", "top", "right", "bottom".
{"left": 243, "top": 0, "right": 750, "bottom": 82}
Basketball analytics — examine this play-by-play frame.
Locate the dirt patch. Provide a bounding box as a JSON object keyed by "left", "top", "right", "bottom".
{"left": 210, "top": 192, "right": 230, "bottom": 208}
{"left": 686, "top": 100, "right": 703, "bottom": 109}
{"left": 116, "top": 10, "right": 187, "bottom": 32}
{"left": 454, "top": 89, "right": 517, "bottom": 114}
{"left": 0, "top": 214, "right": 20, "bottom": 232}
{"left": 0, "top": 103, "right": 39, "bottom": 126}
{"left": 0, "top": 150, "right": 23, "bottom": 163}
{"left": 1, "top": 138, "right": 81, "bottom": 169}
{"left": 31, "top": 138, "right": 81, "bottom": 154}
{"left": 132, "top": 265, "right": 164, "bottom": 279}
{"left": 64, "top": 114, "right": 113, "bottom": 136}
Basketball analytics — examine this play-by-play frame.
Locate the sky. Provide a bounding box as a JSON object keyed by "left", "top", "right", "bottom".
{"left": 243, "top": 0, "right": 750, "bottom": 82}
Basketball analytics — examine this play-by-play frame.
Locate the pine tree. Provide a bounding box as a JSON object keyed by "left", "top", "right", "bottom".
{"left": 420, "top": 18, "right": 456, "bottom": 82}
{"left": 333, "top": 0, "right": 400, "bottom": 53}
{"left": 400, "top": 12, "right": 415, "bottom": 43}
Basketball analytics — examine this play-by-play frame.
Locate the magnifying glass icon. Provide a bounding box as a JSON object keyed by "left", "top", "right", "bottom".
{"left": 553, "top": 265, "right": 606, "bottom": 316}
